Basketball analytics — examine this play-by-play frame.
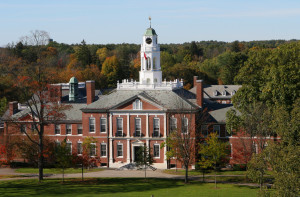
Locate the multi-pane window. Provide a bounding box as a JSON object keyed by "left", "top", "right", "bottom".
{"left": 20, "top": 124, "right": 26, "bottom": 133}
{"left": 66, "top": 142, "right": 72, "bottom": 154}
{"left": 116, "top": 118, "right": 123, "bottom": 137}
{"left": 66, "top": 124, "right": 72, "bottom": 135}
{"left": 77, "top": 124, "right": 82, "bottom": 135}
{"left": 135, "top": 118, "right": 141, "bottom": 137}
{"left": 100, "top": 144, "right": 107, "bottom": 157}
{"left": 55, "top": 124, "right": 61, "bottom": 135}
{"left": 170, "top": 118, "right": 177, "bottom": 133}
{"left": 213, "top": 125, "right": 220, "bottom": 137}
{"left": 100, "top": 118, "right": 107, "bottom": 133}
{"left": 201, "top": 125, "right": 208, "bottom": 137}
{"left": 89, "top": 118, "right": 95, "bottom": 132}
{"left": 182, "top": 118, "right": 188, "bottom": 133}
{"left": 133, "top": 99, "right": 142, "bottom": 110}
{"left": 117, "top": 144, "right": 123, "bottom": 157}
{"left": 154, "top": 144, "right": 160, "bottom": 157}
{"left": 90, "top": 143, "right": 96, "bottom": 156}
{"left": 153, "top": 118, "right": 160, "bottom": 137}
{"left": 77, "top": 142, "right": 82, "bottom": 154}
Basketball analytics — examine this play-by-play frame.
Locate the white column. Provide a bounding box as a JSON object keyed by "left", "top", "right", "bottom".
{"left": 109, "top": 113, "right": 113, "bottom": 137}
{"left": 163, "top": 113, "right": 167, "bottom": 137}
{"left": 146, "top": 113, "right": 149, "bottom": 137}
{"left": 127, "top": 139, "right": 130, "bottom": 163}
{"left": 164, "top": 140, "right": 167, "bottom": 168}
{"left": 109, "top": 138, "right": 113, "bottom": 164}
{"left": 146, "top": 139, "right": 149, "bottom": 147}
{"left": 127, "top": 113, "right": 130, "bottom": 137}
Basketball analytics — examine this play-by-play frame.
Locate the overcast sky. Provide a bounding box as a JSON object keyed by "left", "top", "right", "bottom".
{"left": 0, "top": 0, "right": 299, "bottom": 46}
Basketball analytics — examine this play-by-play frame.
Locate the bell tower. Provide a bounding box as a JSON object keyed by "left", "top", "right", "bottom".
{"left": 139, "top": 17, "right": 162, "bottom": 85}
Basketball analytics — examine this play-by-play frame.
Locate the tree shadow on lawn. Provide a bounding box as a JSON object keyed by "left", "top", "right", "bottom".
{"left": 0, "top": 178, "right": 198, "bottom": 196}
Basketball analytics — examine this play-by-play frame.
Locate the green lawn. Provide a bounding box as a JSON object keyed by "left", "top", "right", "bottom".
{"left": 0, "top": 178, "right": 260, "bottom": 197}
{"left": 163, "top": 169, "right": 272, "bottom": 176}
{"left": 15, "top": 168, "right": 104, "bottom": 174}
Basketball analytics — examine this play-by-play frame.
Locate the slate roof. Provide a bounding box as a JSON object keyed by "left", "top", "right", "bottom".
{"left": 82, "top": 88, "right": 199, "bottom": 112}
{"left": 190, "top": 85, "right": 241, "bottom": 99}
{"left": 205, "top": 103, "right": 241, "bottom": 123}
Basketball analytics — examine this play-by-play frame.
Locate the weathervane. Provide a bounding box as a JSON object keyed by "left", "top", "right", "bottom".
{"left": 149, "top": 16, "right": 151, "bottom": 28}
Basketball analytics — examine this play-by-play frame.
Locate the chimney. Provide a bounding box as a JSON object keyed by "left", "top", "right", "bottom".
{"left": 9, "top": 101, "right": 18, "bottom": 116}
{"left": 193, "top": 76, "right": 198, "bottom": 88}
{"left": 86, "top": 81, "right": 95, "bottom": 104}
{"left": 196, "top": 79, "right": 203, "bottom": 108}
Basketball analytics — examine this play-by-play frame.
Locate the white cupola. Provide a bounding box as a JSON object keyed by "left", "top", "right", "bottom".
{"left": 117, "top": 18, "right": 183, "bottom": 90}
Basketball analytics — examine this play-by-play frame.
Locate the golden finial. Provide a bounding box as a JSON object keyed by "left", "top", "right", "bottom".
{"left": 149, "top": 16, "right": 151, "bottom": 28}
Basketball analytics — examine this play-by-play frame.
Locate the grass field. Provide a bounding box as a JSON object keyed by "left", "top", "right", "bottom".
{"left": 0, "top": 178, "right": 260, "bottom": 197}
{"left": 15, "top": 168, "right": 104, "bottom": 174}
{"left": 163, "top": 169, "right": 273, "bottom": 176}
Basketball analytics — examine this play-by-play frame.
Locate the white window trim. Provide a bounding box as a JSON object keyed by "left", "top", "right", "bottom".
{"left": 153, "top": 144, "right": 160, "bottom": 158}
{"left": 222, "top": 91, "right": 226, "bottom": 96}
{"left": 67, "top": 141, "right": 72, "bottom": 154}
{"left": 133, "top": 99, "right": 143, "bottom": 110}
{"left": 170, "top": 118, "right": 177, "bottom": 132}
{"left": 55, "top": 124, "right": 61, "bottom": 135}
{"left": 100, "top": 143, "right": 107, "bottom": 157}
{"left": 100, "top": 118, "right": 107, "bottom": 133}
{"left": 66, "top": 124, "right": 72, "bottom": 135}
{"left": 77, "top": 124, "right": 83, "bottom": 135}
{"left": 213, "top": 125, "right": 220, "bottom": 137}
{"left": 182, "top": 117, "right": 188, "bottom": 134}
{"left": 117, "top": 143, "right": 123, "bottom": 158}
{"left": 153, "top": 118, "right": 160, "bottom": 137}
{"left": 135, "top": 118, "right": 141, "bottom": 136}
{"left": 116, "top": 118, "right": 123, "bottom": 136}
{"left": 77, "top": 141, "right": 83, "bottom": 155}
{"left": 89, "top": 117, "right": 96, "bottom": 133}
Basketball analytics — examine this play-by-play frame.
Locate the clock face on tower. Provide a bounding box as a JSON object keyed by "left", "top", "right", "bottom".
{"left": 146, "top": 37, "right": 152, "bottom": 44}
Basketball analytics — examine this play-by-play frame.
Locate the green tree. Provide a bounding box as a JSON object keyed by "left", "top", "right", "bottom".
{"left": 0, "top": 97, "right": 7, "bottom": 116}
{"left": 198, "top": 132, "right": 227, "bottom": 188}
{"left": 55, "top": 138, "right": 72, "bottom": 183}
{"left": 135, "top": 146, "right": 154, "bottom": 180}
{"left": 247, "top": 151, "right": 268, "bottom": 191}
{"left": 101, "top": 56, "right": 120, "bottom": 87}
{"left": 75, "top": 40, "right": 92, "bottom": 67}
{"left": 197, "top": 155, "right": 213, "bottom": 182}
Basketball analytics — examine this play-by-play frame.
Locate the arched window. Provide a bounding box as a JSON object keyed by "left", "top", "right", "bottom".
{"left": 133, "top": 99, "right": 142, "bottom": 110}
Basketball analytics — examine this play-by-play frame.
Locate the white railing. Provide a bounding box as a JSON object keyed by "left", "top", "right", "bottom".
{"left": 117, "top": 79, "right": 183, "bottom": 90}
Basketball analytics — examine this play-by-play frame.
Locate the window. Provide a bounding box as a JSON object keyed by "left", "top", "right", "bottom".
{"left": 66, "top": 142, "right": 72, "bottom": 154}
{"left": 20, "top": 124, "right": 26, "bottom": 133}
{"left": 222, "top": 91, "right": 227, "bottom": 96}
{"left": 153, "top": 118, "right": 160, "bottom": 137}
{"left": 201, "top": 125, "right": 208, "bottom": 137}
{"left": 135, "top": 118, "right": 141, "bottom": 137}
{"left": 89, "top": 118, "right": 95, "bottom": 132}
{"left": 182, "top": 118, "right": 188, "bottom": 133}
{"left": 213, "top": 90, "right": 218, "bottom": 96}
{"left": 55, "top": 124, "right": 61, "bottom": 135}
{"left": 101, "top": 144, "right": 107, "bottom": 157}
{"left": 90, "top": 143, "right": 96, "bottom": 156}
{"left": 133, "top": 99, "right": 142, "bottom": 110}
{"left": 231, "top": 90, "right": 236, "bottom": 96}
{"left": 117, "top": 144, "right": 123, "bottom": 157}
{"left": 66, "top": 124, "right": 72, "bottom": 135}
{"left": 213, "top": 125, "right": 220, "bottom": 137}
{"left": 116, "top": 118, "right": 123, "bottom": 137}
{"left": 154, "top": 144, "right": 160, "bottom": 158}
{"left": 153, "top": 57, "right": 157, "bottom": 69}
{"left": 170, "top": 118, "right": 177, "bottom": 133}
{"left": 77, "top": 124, "right": 82, "bottom": 135}
{"left": 100, "top": 118, "right": 107, "bottom": 133}
{"left": 77, "top": 142, "right": 82, "bottom": 154}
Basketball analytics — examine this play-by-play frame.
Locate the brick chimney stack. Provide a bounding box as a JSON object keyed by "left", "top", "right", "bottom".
{"left": 86, "top": 81, "right": 95, "bottom": 105}
{"left": 9, "top": 101, "right": 18, "bottom": 116}
{"left": 194, "top": 76, "right": 203, "bottom": 108}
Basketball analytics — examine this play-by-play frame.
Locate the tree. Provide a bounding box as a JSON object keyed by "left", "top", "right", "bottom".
{"left": 197, "top": 154, "right": 213, "bottom": 182}
{"left": 101, "top": 56, "right": 120, "bottom": 87}
{"left": 198, "top": 132, "right": 227, "bottom": 188}
{"left": 247, "top": 151, "right": 268, "bottom": 191}
{"left": 55, "top": 138, "right": 72, "bottom": 183}
{"left": 75, "top": 40, "right": 92, "bottom": 67}
{"left": 0, "top": 97, "right": 7, "bottom": 116}
{"left": 134, "top": 145, "right": 154, "bottom": 180}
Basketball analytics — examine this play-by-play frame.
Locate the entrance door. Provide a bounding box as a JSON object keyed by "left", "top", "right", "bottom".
{"left": 134, "top": 146, "right": 142, "bottom": 162}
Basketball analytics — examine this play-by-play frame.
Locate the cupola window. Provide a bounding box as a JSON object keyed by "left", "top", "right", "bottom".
{"left": 222, "top": 91, "right": 227, "bottom": 96}
{"left": 213, "top": 90, "right": 218, "bottom": 96}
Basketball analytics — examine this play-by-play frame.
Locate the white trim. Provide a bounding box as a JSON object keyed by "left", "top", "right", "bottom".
{"left": 153, "top": 117, "right": 160, "bottom": 137}
{"left": 153, "top": 144, "right": 160, "bottom": 158}
{"left": 100, "top": 143, "right": 107, "bottom": 157}
{"left": 66, "top": 124, "right": 72, "bottom": 135}
{"left": 100, "top": 117, "right": 107, "bottom": 133}
{"left": 55, "top": 124, "right": 61, "bottom": 135}
{"left": 66, "top": 141, "right": 72, "bottom": 154}
{"left": 116, "top": 118, "right": 123, "bottom": 137}
{"left": 117, "top": 143, "right": 123, "bottom": 158}
{"left": 89, "top": 117, "right": 96, "bottom": 133}
{"left": 135, "top": 117, "right": 141, "bottom": 137}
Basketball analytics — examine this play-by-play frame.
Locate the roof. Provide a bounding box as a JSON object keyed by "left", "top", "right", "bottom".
{"left": 69, "top": 77, "right": 78, "bottom": 83}
{"left": 205, "top": 103, "right": 241, "bottom": 123}
{"left": 190, "top": 85, "right": 242, "bottom": 99}
{"left": 82, "top": 88, "right": 199, "bottom": 112}
{"left": 144, "top": 28, "right": 157, "bottom": 36}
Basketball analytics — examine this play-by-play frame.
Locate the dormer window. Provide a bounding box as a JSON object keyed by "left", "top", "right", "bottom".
{"left": 222, "top": 91, "right": 227, "bottom": 96}
{"left": 213, "top": 90, "right": 218, "bottom": 96}
{"left": 231, "top": 90, "right": 236, "bottom": 96}
{"left": 133, "top": 99, "right": 142, "bottom": 110}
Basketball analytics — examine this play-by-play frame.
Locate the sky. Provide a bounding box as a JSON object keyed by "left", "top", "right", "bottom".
{"left": 0, "top": 0, "right": 299, "bottom": 46}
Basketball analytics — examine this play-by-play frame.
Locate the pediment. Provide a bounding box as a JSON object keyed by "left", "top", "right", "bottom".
{"left": 112, "top": 95, "right": 163, "bottom": 111}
